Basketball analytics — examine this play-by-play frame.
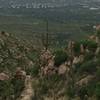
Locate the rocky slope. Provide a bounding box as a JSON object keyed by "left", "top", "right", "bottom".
{"left": 0, "top": 29, "right": 100, "bottom": 100}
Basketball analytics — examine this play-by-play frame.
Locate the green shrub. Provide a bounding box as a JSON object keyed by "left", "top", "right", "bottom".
{"left": 95, "top": 82, "right": 100, "bottom": 100}
{"left": 80, "top": 40, "right": 97, "bottom": 51}
{"left": 11, "top": 78, "right": 25, "bottom": 99}
{"left": 34, "top": 74, "right": 63, "bottom": 97}
{"left": 87, "top": 82, "right": 96, "bottom": 97}
{"left": 73, "top": 42, "right": 81, "bottom": 55}
{"left": 84, "top": 52, "right": 94, "bottom": 61}
{"left": 37, "top": 79, "right": 49, "bottom": 95}
{"left": 0, "top": 80, "right": 14, "bottom": 100}
{"left": 27, "top": 51, "right": 39, "bottom": 61}
{"left": 87, "top": 41, "right": 97, "bottom": 51}
{"left": 54, "top": 50, "right": 68, "bottom": 66}
{"left": 96, "top": 68, "right": 100, "bottom": 79}
{"left": 78, "top": 86, "right": 88, "bottom": 100}
{"left": 78, "top": 60, "right": 97, "bottom": 74}
{"left": 66, "top": 85, "right": 75, "bottom": 98}
{"left": 73, "top": 40, "right": 97, "bottom": 55}
{"left": 30, "top": 65, "right": 40, "bottom": 77}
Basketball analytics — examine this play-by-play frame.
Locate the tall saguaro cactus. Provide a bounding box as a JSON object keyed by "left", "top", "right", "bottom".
{"left": 45, "top": 19, "right": 49, "bottom": 50}
{"left": 41, "top": 19, "right": 49, "bottom": 51}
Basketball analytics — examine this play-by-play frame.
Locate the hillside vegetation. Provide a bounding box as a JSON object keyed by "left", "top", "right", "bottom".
{"left": 0, "top": 29, "right": 100, "bottom": 100}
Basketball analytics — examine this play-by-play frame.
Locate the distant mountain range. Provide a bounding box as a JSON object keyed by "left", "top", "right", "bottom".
{"left": 0, "top": 0, "right": 100, "bottom": 9}
{"left": 0, "top": 0, "right": 69, "bottom": 8}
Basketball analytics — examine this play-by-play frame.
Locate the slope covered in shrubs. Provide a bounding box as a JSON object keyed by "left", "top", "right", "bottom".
{"left": 0, "top": 31, "right": 36, "bottom": 100}
{"left": 32, "top": 30, "right": 100, "bottom": 100}
{"left": 0, "top": 30, "right": 100, "bottom": 100}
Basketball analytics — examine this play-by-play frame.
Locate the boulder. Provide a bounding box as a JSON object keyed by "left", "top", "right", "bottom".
{"left": 0, "top": 73, "right": 9, "bottom": 81}
{"left": 58, "top": 64, "right": 69, "bottom": 75}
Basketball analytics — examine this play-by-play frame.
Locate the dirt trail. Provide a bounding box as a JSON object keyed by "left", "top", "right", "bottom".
{"left": 17, "top": 75, "right": 34, "bottom": 100}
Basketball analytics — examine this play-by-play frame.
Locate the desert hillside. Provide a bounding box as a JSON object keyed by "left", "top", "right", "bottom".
{"left": 0, "top": 29, "right": 100, "bottom": 100}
